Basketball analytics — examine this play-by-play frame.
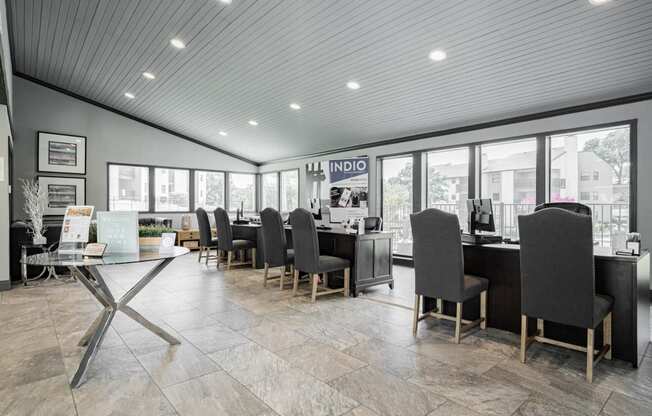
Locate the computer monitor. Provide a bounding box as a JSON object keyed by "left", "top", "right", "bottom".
{"left": 467, "top": 198, "right": 495, "bottom": 234}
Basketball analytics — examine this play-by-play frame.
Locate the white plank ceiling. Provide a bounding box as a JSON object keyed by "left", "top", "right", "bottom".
{"left": 7, "top": 0, "right": 652, "bottom": 163}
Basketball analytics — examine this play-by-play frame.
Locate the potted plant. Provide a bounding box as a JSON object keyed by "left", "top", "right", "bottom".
{"left": 21, "top": 179, "right": 48, "bottom": 245}
{"left": 139, "top": 225, "right": 176, "bottom": 249}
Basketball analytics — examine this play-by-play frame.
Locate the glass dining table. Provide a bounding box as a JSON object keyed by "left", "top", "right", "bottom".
{"left": 21, "top": 246, "right": 190, "bottom": 388}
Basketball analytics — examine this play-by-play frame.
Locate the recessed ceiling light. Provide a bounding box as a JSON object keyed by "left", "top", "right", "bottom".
{"left": 346, "top": 81, "right": 360, "bottom": 90}
{"left": 170, "top": 38, "right": 186, "bottom": 49}
{"left": 429, "top": 49, "right": 447, "bottom": 62}
{"left": 589, "top": 0, "right": 611, "bottom": 5}
{"left": 248, "top": 120, "right": 258, "bottom": 126}
{"left": 142, "top": 72, "right": 156, "bottom": 80}
{"left": 124, "top": 92, "right": 135, "bottom": 99}
{"left": 219, "top": 131, "right": 227, "bottom": 136}
{"left": 219, "top": 0, "right": 232, "bottom": 3}
{"left": 289, "top": 103, "right": 301, "bottom": 110}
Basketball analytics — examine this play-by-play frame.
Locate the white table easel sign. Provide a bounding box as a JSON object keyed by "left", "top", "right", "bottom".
{"left": 59, "top": 205, "right": 95, "bottom": 254}
{"left": 159, "top": 232, "right": 177, "bottom": 254}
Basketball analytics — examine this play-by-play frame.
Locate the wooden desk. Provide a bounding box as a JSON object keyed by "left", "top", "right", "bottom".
{"left": 423, "top": 244, "right": 650, "bottom": 367}
{"left": 231, "top": 224, "right": 394, "bottom": 296}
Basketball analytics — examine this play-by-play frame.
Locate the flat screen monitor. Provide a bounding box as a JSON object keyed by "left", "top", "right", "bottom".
{"left": 467, "top": 198, "right": 495, "bottom": 234}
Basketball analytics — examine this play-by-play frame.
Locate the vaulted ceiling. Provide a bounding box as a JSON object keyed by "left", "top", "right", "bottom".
{"left": 7, "top": 0, "right": 652, "bottom": 163}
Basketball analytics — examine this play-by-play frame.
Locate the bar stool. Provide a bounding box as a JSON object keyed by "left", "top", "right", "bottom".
{"left": 260, "top": 207, "right": 294, "bottom": 289}
{"left": 195, "top": 208, "right": 218, "bottom": 265}
{"left": 518, "top": 208, "right": 612, "bottom": 383}
{"left": 289, "top": 208, "right": 350, "bottom": 302}
{"left": 213, "top": 207, "right": 256, "bottom": 270}
{"left": 410, "top": 208, "right": 488, "bottom": 343}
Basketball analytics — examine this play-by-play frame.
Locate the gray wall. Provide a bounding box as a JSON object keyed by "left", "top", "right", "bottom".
{"left": 0, "top": 105, "right": 9, "bottom": 288}
{"left": 12, "top": 76, "right": 257, "bottom": 221}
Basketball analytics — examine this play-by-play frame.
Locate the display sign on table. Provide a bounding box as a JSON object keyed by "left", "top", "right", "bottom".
{"left": 327, "top": 157, "right": 369, "bottom": 223}
{"left": 97, "top": 211, "right": 139, "bottom": 254}
{"left": 58, "top": 205, "right": 94, "bottom": 254}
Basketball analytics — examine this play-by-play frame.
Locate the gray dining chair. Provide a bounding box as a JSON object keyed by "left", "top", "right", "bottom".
{"left": 213, "top": 207, "right": 256, "bottom": 270}
{"left": 289, "top": 208, "right": 350, "bottom": 302}
{"left": 518, "top": 208, "right": 612, "bottom": 383}
{"left": 195, "top": 208, "right": 218, "bottom": 265}
{"left": 410, "top": 208, "right": 488, "bottom": 343}
{"left": 260, "top": 207, "right": 295, "bottom": 289}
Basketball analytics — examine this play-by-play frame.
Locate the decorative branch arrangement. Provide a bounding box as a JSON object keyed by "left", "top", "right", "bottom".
{"left": 21, "top": 178, "right": 48, "bottom": 244}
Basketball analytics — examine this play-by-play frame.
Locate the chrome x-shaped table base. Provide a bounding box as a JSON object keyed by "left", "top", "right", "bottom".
{"left": 68, "top": 258, "right": 180, "bottom": 388}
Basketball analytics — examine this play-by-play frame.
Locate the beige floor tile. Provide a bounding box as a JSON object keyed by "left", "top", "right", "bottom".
{"left": 0, "top": 346, "right": 66, "bottom": 391}
{"left": 209, "top": 342, "right": 292, "bottom": 386}
{"left": 278, "top": 342, "right": 366, "bottom": 382}
{"left": 345, "top": 340, "right": 439, "bottom": 379}
{"left": 426, "top": 401, "right": 481, "bottom": 416}
{"left": 240, "top": 321, "right": 308, "bottom": 352}
{"left": 137, "top": 343, "right": 220, "bottom": 388}
{"left": 600, "top": 391, "right": 652, "bottom": 415}
{"left": 211, "top": 307, "right": 265, "bottom": 330}
{"left": 180, "top": 323, "right": 249, "bottom": 353}
{"left": 0, "top": 374, "right": 75, "bottom": 416}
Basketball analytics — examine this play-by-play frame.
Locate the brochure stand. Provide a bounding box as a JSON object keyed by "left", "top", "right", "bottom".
{"left": 58, "top": 206, "right": 94, "bottom": 255}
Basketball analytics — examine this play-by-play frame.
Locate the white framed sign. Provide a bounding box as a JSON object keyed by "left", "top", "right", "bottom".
{"left": 38, "top": 132, "right": 87, "bottom": 174}
{"left": 38, "top": 176, "right": 86, "bottom": 216}
{"left": 96, "top": 211, "right": 139, "bottom": 254}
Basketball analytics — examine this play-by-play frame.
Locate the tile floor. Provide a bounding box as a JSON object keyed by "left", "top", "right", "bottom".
{"left": 1, "top": 254, "right": 652, "bottom": 416}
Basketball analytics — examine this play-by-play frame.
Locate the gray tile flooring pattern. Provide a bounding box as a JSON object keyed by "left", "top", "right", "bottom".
{"left": 1, "top": 257, "right": 651, "bottom": 416}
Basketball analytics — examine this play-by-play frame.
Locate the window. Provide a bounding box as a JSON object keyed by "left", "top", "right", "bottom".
{"left": 550, "top": 125, "right": 631, "bottom": 248}
{"left": 280, "top": 170, "right": 299, "bottom": 212}
{"left": 381, "top": 156, "right": 413, "bottom": 256}
{"left": 426, "top": 147, "right": 469, "bottom": 229}
{"left": 194, "top": 170, "right": 225, "bottom": 211}
{"left": 262, "top": 173, "right": 279, "bottom": 210}
{"left": 229, "top": 173, "right": 256, "bottom": 212}
{"left": 155, "top": 168, "right": 189, "bottom": 212}
{"left": 480, "top": 138, "right": 537, "bottom": 240}
{"left": 108, "top": 164, "right": 149, "bottom": 211}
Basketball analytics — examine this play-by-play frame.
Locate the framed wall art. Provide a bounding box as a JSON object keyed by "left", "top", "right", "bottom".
{"left": 37, "top": 132, "right": 87, "bottom": 174}
{"left": 37, "top": 176, "right": 86, "bottom": 216}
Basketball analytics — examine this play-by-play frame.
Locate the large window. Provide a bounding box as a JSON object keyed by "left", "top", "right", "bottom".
{"left": 108, "top": 164, "right": 149, "bottom": 211}
{"left": 155, "top": 168, "right": 190, "bottom": 212}
{"left": 550, "top": 125, "right": 631, "bottom": 248}
{"left": 280, "top": 170, "right": 299, "bottom": 212}
{"left": 195, "top": 170, "right": 225, "bottom": 211}
{"left": 427, "top": 147, "right": 469, "bottom": 230}
{"left": 381, "top": 156, "right": 413, "bottom": 256}
{"left": 480, "top": 138, "right": 537, "bottom": 240}
{"left": 229, "top": 173, "right": 256, "bottom": 212}
{"left": 262, "top": 173, "right": 279, "bottom": 210}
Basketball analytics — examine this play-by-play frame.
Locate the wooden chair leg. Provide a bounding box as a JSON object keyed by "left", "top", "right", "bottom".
{"left": 537, "top": 318, "right": 544, "bottom": 337}
{"left": 251, "top": 248, "right": 256, "bottom": 269}
{"left": 227, "top": 251, "right": 232, "bottom": 270}
{"left": 587, "top": 328, "right": 594, "bottom": 383}
{"left": 311, "top": 274, "right": 319, "bottom": 303}
{"left": 604, "top": 312, "right": 612, "bottom": 360}
{"left": 454, "top": 302, "right": 463, "bottom": 344}
{"left": 480, "top": 290, "right": 487, "bottom": 329}
{"left": 322, "top": 272, "right": 328, "bottom": 289}
{"left": 292, "top": 269, "right": 299, "bottom": 296}
{"left": 343, "top": 267, "right": 350, "bottom": 297}
{"left": 197, "top": 247, "right": 203, "bottom": 262}
{"left": 520, "top": 315, "right": 528, "bottom": 363}
{"left": 412, "top": 294, "right": 420, "bottom": 336}
{"left": 436, "top": 298, "right": 443, "bottom": 313}
{"left": 263, "top": 263, "right": 269, "bottom": 287}
{"left": 205, "top": 247, "right": 210, "bottom": 265}
{"left": 279, "top": 266, "right": 286, "bottom": 290}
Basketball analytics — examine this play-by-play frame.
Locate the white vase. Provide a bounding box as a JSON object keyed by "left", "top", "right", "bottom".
{"left": 33, "top": 235, "right": 47, "bottom": 245}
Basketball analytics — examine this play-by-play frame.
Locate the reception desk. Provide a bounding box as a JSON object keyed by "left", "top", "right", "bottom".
{"left": 232, "top": 224, "right": 394, "bottom": 296}
{"left": 424, "top": 243, "right": 650, "bottom": 367}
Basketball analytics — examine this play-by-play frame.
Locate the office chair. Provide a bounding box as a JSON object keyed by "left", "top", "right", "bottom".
{"left": 290, "top": 208, "right": 350, "bottom": 302}
{"left": 534, "top": 202, "right": 591, "bottom": 216}
{"left": 213, "top": 207, "right": 256, "bottom": 270}
{"left": 410, "top": 209, "right": 488, "bottom": 343}
{"left": 518, "top": 208, "right": 612, "bottom": 383}
{"left": 195, "top": 208, "right": 218, "bottom": 265}
{"left": 260, "top": 207, "right": 295, "bottom": 289}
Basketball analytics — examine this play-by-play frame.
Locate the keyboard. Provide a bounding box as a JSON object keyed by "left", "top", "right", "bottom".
{"left": 462, "top": 233, "right": 503, "bottom": 245}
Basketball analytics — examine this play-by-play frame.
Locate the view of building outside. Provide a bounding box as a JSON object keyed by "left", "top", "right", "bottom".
{"left": 262, "top": 173, "right": 279, "bottom": 210}
{"left": 155, "top": 168, "right": 190, "bottom": 212}
{"left": 550, "top": 126, "right": 630, "bottom": 248}
{"left": 427, "top": 147, "right": 469, "bottom": 230}
{"left": 108, "top": 164, "right": 149, "bottom": 211}
{"left": 229, "top": 173, "right": 256, "bottom": 212}
{"left": 194, "top": 170, "right": 225, "bottom": 211}
{"left": 280, "top": 170, "right": 299, "bottom": 212}
{"left": 381, "top": 156, "right": 413, "bottom": 256}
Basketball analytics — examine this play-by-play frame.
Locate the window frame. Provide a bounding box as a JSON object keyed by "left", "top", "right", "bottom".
{"left": 194, "top": 169, "right": 226, "bottom": 212}
{"left": 228, "top": 172, "right": 258, "bottom": 213}
{"left": 107, "top": 163, "right": 150, "bottom": 213}
{"left": 280, "top": 168, "right": 300, "bottom": 213}
{"left": 153, "top": 167, "right": 191, "bottom": 213}
{"left": 261, "top": 171, "right": 280, "bottom": 210}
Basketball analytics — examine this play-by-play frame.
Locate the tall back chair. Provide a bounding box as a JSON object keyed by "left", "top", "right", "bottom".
{"left": 534, "top": 202, "right": 592, "bottom": 216}
{"left": 289, "top": 208, "right": 350, "bottom": 302}
{"left": 195, "top": 208, "right": 218, "bottom": 265}
{"left": 410, "top": 209, "right": 488, "bottom": 343}
{"left": 260, "top": 208, "right": 294, "bottom": 289}
{"left": 518, "top": 208, "right": 612, "bottom": 382}
{"left": 214, "top": 207, "right": 256, "bottom": 270}
{"left": 361, "top": 217, "right": 383, "bottom": 231}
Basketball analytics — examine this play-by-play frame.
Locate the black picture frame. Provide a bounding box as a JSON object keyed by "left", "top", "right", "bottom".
{"left": 37, "top": 131, "right": 87, "bottom": 175}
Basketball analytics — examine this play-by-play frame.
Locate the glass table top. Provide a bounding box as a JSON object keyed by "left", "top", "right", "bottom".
{"left": 21, "top": 246, "right": 190, "bottom": 267}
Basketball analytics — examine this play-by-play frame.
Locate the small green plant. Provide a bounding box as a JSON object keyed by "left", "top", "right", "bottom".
{"left": 138, "top": 225, "right": 176, "bottom": 238}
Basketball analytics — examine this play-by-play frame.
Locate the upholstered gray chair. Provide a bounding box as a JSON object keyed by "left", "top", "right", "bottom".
{"left": 518, "top": 208, "right": 612, "bottom": 383}
{"left": 213, "top": 207, "right": 256, "bottom": 270}
{"left": 534, "top": 202, "right": 592, "bottom": 216}
{"left": 289, "top": 208, "right": 350, "bottom": 302}
{"left": 260, "top": 207, "right": 294, "bottom": 289}
{"left": 195, "top": 208, "right": 218, "bottom": 265}
{"left": 410, "top": 208, "right": 488, "bottom": 343}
